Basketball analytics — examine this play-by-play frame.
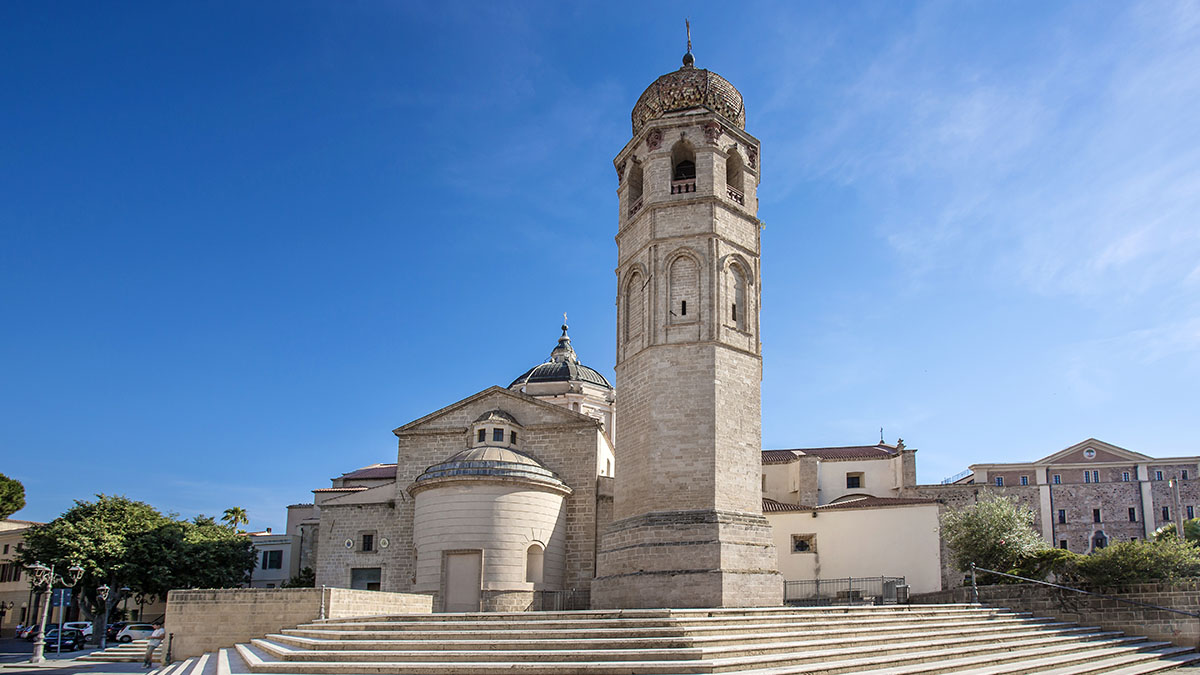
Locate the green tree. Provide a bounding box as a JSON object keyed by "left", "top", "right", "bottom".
{"left": 941, "top": 495, "right": 1050, "bottom": 577}
{"left": 20, "top": 495, "right": 256, "bottom": 638}
{"left": 1075, "top": 537, "right": 1200, "bottom": 587}
{"left": 20, "top": 495, "right": 171, "bottom": 634}
{"left": 1152, "top": 518, "right": 1200, "bottom": 544}
{"left": 0, "top": 473, "right": 26, "bottom": 519}
{"left": 281, "top": 567, "right": 316, "bottom": 588}
{"left": 221, "top": 507, "right": 249, "bottom": 531}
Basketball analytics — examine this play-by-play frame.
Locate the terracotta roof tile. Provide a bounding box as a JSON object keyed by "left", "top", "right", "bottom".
{"left": 762, "top": 450, "right": 801, "bottom": 465}
{"left": 764, "top": 445, "right": 898, "bottom": 461}
{"left": 763, "top": 496, "right": 938, "bottom": 513}
{"left": 312, "top": 486, "right": 369, "bottom": 493}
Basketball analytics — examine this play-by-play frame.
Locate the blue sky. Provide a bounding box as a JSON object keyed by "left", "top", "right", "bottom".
{"left": 3, "top": 2, "right": 1197, "bottom": 528}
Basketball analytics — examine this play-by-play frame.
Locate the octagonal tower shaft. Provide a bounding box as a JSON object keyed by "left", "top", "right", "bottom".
{"left": 592, "top": 65, "right": 781, "bottom": 608}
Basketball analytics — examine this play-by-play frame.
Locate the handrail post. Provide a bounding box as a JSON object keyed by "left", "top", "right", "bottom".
{"left": 319, "top": 585, "right": 326, "bottom": 620}
{"left": 970, "top": 563, "right": 979, "bottom": 603}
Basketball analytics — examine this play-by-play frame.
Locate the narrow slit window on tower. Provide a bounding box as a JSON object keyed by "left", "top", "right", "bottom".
{"left": 1129, "top": 507, "right": 1137, "bottom": 522}
{"left": 731, "top": 303, "right": 737, "bottom": 321}
{"left": 681, "top": 300, "right": 687, "bottom": 316}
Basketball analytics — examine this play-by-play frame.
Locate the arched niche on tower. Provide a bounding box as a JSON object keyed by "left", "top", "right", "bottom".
{"left": 618, "top": 262, "right": 649, "bottom": 360}
{"left": 664, "top": 248, "right": 702, "bottom": 325}
{"left": 720, "top": 253, "right": 756, "bottom": 337}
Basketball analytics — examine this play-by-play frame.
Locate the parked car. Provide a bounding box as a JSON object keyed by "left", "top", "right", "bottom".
{"left": 62, "top": 621, "right": 94, "bottom": 637}
{"left": 106, "top": 621, "right": 129, "bottom": 640}
{"left": 42, "top": 628, "right": 86, "bottom": 651}
{"left": 21, "top": 624, "right": 58, "bottom": 641}
{"left": 115, "top": 623, "right": 156, "bottom": 643}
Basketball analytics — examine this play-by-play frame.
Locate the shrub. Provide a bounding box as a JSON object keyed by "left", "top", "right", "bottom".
{"left": 1074, "top": 537, "right": 1200, "bottom": 587}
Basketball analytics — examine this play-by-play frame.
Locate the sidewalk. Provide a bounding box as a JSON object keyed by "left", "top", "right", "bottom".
{"left": 0, "top": 639, "right": 163, "bottom": 675}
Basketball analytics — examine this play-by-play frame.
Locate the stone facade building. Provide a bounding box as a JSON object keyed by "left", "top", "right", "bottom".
{"left": 296, "top": 326, "right": 616, "bottom": 611}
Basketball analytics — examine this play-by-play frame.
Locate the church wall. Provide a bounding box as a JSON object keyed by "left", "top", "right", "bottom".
{"left": 316, "top": 501, "right": 403, "bottom": 591}
{"left": 412, "top": 482, "right": 568, "bottom": 608}
{"left": 767, "top": 504, "right": 942, "bottom": 595}
{"left": 817, "top": 458, "right": 898, "bottom": 504}
{"left": 392, "top": 393, "right": 604, "bottom": 596}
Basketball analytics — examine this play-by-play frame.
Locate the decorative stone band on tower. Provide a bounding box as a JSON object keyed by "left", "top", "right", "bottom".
{"left": 592, "top": 50, "right": 782, "bottom": 608}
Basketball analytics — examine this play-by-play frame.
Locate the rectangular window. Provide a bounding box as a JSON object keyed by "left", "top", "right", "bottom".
{"left": 262, "top": 550, "right": 282, "bottom": 570}
{"left": 477, "top": 429, "right": 486, "bottom": 443}
{"left": 1185, "top": 470, "right": 1191, "bottom": 480}
{"left": 1129, "top": 507, "right": 1137, "bottom": 522}
{"left": 1156, "top": 470, "right": 1164, "bottom": 481}
{"left": 493, "top": 428, "right": 504, "bottom": 442}
{"left": 1122, "top": 472, "right": 1130, "bottom": 482}
{"left": 1020, "top": 475, "right": 1029, "bottom": 486}
{"left": 510, "top": 430, "right": 517, "bottom": 444}
{"left": 1162, "top": 506, "right": 1171, "bottom": 521}
{"left": 846, "top": 473, "right": 862, "bottom": 489}
{"left": 362, "top": 534, "right": 374, "bottom": 552}
{"left": 1092, "top": 470, "right": 1100, "bottom": 483}
{"left": 1189, "top": 506, "right": 1195, "bottom": 520}
{"left": 1058, "top": 509, "right": 1066, "bottom": 524}
{"left": 994, "top": 476, "right": 1004, "bottom": 487}
{"left": 1059, "top": 540, "right": 1068, "bottom": 550}
{"left": 791, "top": 534, "right": 816, "bottom": 553}
{"left": 1053, "top": 474, "right": 1061, "bottom": 484}
{"left": 1093, "top": 509, "right": 1102, "bottom": 523}
{"left": 1, "top": 544, "right": 6, "bottom": 554}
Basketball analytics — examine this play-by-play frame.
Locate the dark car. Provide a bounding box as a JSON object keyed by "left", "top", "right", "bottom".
{"left": 43, "top": 628, "right": 86, "bottom": 651}
{"left": 106, "top": 621, "right": 129, "bottom": 641}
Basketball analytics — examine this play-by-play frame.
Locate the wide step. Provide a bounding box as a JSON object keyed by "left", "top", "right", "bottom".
{"left": 187, "top": 604, "right": 1195, "bottom": 675}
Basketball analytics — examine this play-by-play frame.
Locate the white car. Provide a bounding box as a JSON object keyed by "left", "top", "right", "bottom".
{"left": 115, "top": 623, "right": 157, "bottom": 643}
{"left": 62, "top": 621, "right": 94, "bottom": 637}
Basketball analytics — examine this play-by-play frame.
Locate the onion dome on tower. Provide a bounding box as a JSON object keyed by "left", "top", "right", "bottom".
{"left": 630, "top": 45, "right": 745, "bottom": 136}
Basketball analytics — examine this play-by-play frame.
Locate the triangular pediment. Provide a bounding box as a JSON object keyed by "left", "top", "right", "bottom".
{"left": 392, "top": 385, "right": 600, "bottom": 435}
{"left": 1037, "top": 438, "right": 1150, "bottom": 465}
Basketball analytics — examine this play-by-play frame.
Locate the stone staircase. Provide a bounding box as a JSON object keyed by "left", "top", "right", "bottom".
{"left": 76, "top": 638, "right": 164, "bottom": 663}
{"left": 158, "top": 604, "right": 1200, "bottom": 675}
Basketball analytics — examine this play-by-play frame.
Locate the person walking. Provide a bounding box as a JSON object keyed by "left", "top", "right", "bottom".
{"left": 143, "top": 623, "right": 165, "bottom": 668}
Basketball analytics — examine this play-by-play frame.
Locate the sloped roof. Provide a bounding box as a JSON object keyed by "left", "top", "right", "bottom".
{"left": 762, "top": 496, "right": 937, "bottom": 513}
{"left": 337, "top": 464, "right": 397, "bottom": 481}
{"left": 763, "top": 445, "right": 899, "bottom": 462}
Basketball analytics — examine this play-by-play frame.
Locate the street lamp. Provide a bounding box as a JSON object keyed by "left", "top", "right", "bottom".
{"left": 25, "top": 562, "right": 84, "bottom": 664}
{"left": 96, "top": 584, "right": 111, "bottom": 649}
{"left": 0, "top": 601, "right": 13, "bottom": 636}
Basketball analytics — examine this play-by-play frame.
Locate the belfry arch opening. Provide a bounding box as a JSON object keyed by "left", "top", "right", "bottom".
{"left": 671, "top": 141, "right": 696, "bottom": 194}
{"left": 726, "top": 152, "right": 745, "bottom": 204}
{"left": 627, "top": 161, "right": 644, "bottom": 204}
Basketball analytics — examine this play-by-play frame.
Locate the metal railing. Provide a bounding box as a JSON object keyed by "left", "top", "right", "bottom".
{"left": 784, "top": 576, "right": 906, "bottom": 605}
{"left": 968, "top": 563, "right": 1200, "bottom": 618}
{"left": 941, "top": 469, "right": 973, "bottom": 484}
{"left": 532, "top": 589, "right": 590, "bottom": 611}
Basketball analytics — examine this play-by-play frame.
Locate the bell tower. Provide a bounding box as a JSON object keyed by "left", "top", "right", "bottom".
{"left": 592, "top": 45, "right": 782, "bottom": 608}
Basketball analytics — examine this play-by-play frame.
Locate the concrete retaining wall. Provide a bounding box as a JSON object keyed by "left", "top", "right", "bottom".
{"left": 913, "top": 580, "right": 1200, "bottom": 648}
{"left": 166, "top": 587, "right": 433, "bottom": 659}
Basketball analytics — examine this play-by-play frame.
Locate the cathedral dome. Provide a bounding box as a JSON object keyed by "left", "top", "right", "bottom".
{"left": 630, "top": 54, "right": 745, "bottom": 136}
{"left": 509, "top": 323, "right": 612, "bottom": 389}
{"left": 412, "top": 446, "right": 569, "bottom": 492}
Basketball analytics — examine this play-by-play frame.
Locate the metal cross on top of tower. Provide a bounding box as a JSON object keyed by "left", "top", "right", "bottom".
{"left": 686, "top": 18, "right": 692, "bottom": 54}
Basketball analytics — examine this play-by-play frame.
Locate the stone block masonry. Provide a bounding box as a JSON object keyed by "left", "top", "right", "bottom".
{"left": 914, "top": 580, "right": 1200, "bottom": 648}
{"left": 166, "top": 587, "right": 432, "bottom": 659}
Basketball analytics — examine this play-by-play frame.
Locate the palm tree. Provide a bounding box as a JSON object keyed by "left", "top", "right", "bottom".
{"left": 222, "top": 507, "right": 249, "bottom": 531}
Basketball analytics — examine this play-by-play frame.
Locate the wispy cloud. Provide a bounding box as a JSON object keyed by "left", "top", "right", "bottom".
{"left": 766, "top": 2, "right": 1200, "bottom": 302}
